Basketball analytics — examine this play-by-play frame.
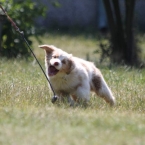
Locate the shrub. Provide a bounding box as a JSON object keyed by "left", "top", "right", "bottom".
{"left": 0, "top": 0, "right": 46, "bottom": 58}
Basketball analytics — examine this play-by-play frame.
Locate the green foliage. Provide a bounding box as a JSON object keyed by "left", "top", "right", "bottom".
{"left": 0, "top": 0, "right": 46, "bottom": 58}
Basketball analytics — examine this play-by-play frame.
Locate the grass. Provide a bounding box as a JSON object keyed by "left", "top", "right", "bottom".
{"left": 0, "top": 32, "right": 145, "bottom": 145}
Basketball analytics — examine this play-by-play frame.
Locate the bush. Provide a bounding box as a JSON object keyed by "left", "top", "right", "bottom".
{"left": 0, "top": 0, "right": 46, "bottom": 58}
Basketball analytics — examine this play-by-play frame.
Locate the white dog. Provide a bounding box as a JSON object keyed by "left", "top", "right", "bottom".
{"left": 39, "top": 45, "right": 115, "bottom": 106}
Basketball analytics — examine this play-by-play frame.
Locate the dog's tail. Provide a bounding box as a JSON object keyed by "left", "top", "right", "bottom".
{"left": 92, "top": 74, "right": 115, "bottom": 106}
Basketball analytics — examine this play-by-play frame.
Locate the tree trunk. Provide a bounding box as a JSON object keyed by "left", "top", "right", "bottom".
{"left": 125, "top": 0, "right": 137, "bottom": 65}
{"left": 0, "top": 15, "right": 5, "bottom": 55}
{"left": 0, "top": 16, "right": 3, "bottom": 53}
{"left": 102, "top": 0, "right": 126, "bottom": 63}
{"left": 102, "top": 0, "right": 138, "bottom": 65}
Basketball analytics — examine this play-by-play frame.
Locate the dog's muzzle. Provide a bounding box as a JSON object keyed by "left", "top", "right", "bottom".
{"left": 48, "top": 65, "right": 59, "bottom": 76}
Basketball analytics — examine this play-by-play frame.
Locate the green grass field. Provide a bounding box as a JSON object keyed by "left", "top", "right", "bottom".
{"left": 0, "top": 32, "right": 145, "bottom": 145}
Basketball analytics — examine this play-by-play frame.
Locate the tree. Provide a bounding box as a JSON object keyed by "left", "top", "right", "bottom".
{"left": 102, "top": 0, "right": 139, "bottom": 65}
{"left": 0, "top": 0, "right": 46, "bottom": 58}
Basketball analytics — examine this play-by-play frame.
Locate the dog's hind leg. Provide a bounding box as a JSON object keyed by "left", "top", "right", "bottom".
{"left": 92, "top": 75, "right": 115, "bottom": 106}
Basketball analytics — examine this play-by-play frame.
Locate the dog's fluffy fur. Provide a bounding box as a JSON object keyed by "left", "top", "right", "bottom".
{"left": 39, "top": 45, "right": 115, "bottom": 106}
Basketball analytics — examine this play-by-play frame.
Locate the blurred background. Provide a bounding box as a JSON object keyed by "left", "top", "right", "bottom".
{"left": 0, "top": 0, "right": 145, "bottom": 66}
{"left": 36, "top": 0, "right": 145, "bottom": 32}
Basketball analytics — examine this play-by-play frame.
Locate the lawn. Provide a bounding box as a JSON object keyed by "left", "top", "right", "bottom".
{"left": 0, "top": 32, "right": 145, "bottom": 145}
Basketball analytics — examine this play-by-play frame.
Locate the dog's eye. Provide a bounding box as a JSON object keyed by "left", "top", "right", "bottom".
{"left": 62, "top": 59, "right": 66, "bottom": 64}
{"left": 52, "top": 56, "right": 57, "bottom": 58}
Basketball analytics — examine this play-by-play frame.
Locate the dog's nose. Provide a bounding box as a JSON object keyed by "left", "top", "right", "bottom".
{"left": 54, "top": 62, "right": 59, "bottom": 66}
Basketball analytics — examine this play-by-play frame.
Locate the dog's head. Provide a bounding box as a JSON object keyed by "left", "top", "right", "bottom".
{"left": 39, "top": 45, "right": 74, "bottom": 77}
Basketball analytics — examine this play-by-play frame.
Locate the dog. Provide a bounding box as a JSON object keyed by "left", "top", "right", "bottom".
{"left": 39, "top": 45, "right": 115, "bottom": 106}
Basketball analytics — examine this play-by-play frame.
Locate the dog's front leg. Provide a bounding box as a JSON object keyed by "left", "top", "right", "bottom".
{"left": 71, "top": 84, "right": 90, "bottom": 105}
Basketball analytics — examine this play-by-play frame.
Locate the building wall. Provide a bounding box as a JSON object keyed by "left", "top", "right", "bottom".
{"left": 36, "top": 0, "right": 145, "bottom": 31}
{"left": 37, "top": 0, "right": 99, "bottom": 29}
{"left": 135, "top": 0, "right": 145, "bottom": 30}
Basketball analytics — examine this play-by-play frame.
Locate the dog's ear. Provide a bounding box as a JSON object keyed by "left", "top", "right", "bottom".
{"left": 38, "top": 45, "right": 56, "bottom": 53}
{"left": 66, "top": 55, "right": 75, "bottom": 74}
